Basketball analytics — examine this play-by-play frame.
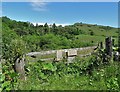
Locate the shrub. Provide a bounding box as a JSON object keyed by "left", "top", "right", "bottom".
{"left": 90, "top": 31, "right": 94, "bottom": 36}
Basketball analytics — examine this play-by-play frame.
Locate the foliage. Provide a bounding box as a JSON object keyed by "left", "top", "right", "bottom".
{"left": 106, "top": 77, "right": 119, "bottom": 90}
{"left": 1, "top": 61, "right": 19, "bottom": 91}
{"left": 39, "top": 34, "right": 71, "bottom": 50}
{"left": 23, "top": 35, "right": 40, "bottom": 51}
{"left": 2, "top": 23, "right": 18, "bottom": 59}
{"left": 1, "top": 16, "right": 119, "bottom": 90}
{"left": 15, "top": 55, "right": 120, "bottom": 90}
{"left": 2, "top": 16, "right": 118, "bottom": 52}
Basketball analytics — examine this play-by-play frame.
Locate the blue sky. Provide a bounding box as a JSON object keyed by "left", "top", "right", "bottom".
{"left": 2, "top": 2, "right": 118, "bottom": 27}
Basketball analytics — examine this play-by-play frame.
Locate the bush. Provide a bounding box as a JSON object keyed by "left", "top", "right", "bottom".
{"left": 90, "top": 31, "right": 94, "bottom": 36}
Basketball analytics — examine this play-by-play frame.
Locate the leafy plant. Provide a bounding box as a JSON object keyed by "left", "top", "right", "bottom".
{"left": 1, "top": 61, "right": 19, "bottom": 91}
{"left": 106, "top": 77, "right": 119, "bottom": 91}
{"left": 42, "top": 63, "right": 57, "bottom": 72}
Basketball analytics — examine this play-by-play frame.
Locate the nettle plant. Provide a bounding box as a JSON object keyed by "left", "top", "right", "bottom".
{"left": 1, "top": 61, "right": 19, "bottom": 91}
{"left": 1, "top": 38, "right": 27, "bottom": 91}
{"left": 26, "top": 61, "right": 57, "bottom": 80}
{"left": 106, "top": 77, "right": 119, "bottom": 91}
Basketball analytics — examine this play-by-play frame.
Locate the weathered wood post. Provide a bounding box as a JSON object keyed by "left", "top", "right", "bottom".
{"left": 112, "top": 39, "right": 115, "bottom": 47}
{"left": 100, "top": 42, "right": 103, "bottom": 49}
{"left": 105, "top": 37, "right": 113, "bottom": 57}
{"left": 66, "top": 49, "right": 77, "bottom": 63}
{"left": 15, "top": 55, "right": 26, "bottom": 80}
{"left": 56, "top": 50, "right": 63, "bottom": 61}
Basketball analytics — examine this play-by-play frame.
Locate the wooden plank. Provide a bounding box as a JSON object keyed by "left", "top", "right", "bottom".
{"left": 67, "top": 50, "right": 77, "bottom": 57}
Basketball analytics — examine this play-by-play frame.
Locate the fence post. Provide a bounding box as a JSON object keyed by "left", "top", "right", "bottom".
{"left": 105, "top": 37, "right": 113, "bottom": 57}
{"left": 56, "top": 50, "right": 63, "bottom": 61}
{"left": 100, "top": 42, "right": 103, "bottom": 49}
{"left": 112, "top": 39, "right": 115, "bottom": 47}
{"left": 15, "top": 55, "right": 26, "bottom": 80}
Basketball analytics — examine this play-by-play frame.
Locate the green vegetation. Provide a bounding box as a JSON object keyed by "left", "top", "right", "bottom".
{"left": 1, "top": 16, "right": 120, "bottom": 91}
{"left": 2, "top": 16, "right": 118, "bottom": 53}
{"left": 7, "top": 55, "right": 120, "bottom": 90}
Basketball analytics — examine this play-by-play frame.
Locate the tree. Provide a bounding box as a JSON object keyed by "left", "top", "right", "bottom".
{"left": 2, "top": 24, "right": 18, "bottom": 60}
{"left": 10, "top": 39, "right": 27, "bottom": 61}
{"left": 44, "top": 23, "right": 49, "bottom": 34}
{"left": 23, "top": 35, "right": 40, "bottom": 51}
{"left": 52, "top": 23, "right": 58, "bottom": 34}
{"left": 36, "top": 23, "right": 39, "bottom": 27}
{"left": 14, "top": 28, "right": 28, "bottom": 36}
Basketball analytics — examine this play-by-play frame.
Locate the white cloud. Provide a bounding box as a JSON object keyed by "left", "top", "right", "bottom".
{"left": 55, "top": 23, "right": 71, "bottom": 27}
{"left": 32, "top": 22, "right": 71, "bottom": 27}
{"left": 30, "top": 0, "right": 47, "bottom": 11}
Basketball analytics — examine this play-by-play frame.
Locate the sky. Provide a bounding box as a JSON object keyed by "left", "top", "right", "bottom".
{"left": 2, "top": 2, "right": 118, "bottom": 27}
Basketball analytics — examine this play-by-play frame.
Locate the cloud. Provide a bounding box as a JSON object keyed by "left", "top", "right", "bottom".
{"left": 32, "top": 22, "right": 71, "bottom": 27}
{"left": 30, "top": 0, "right": 47, "bottom": 11}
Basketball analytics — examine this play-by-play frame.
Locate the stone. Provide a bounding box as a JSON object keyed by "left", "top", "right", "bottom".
{"left": 67, "top": 50, "right": 77, "bottom": 57}
{"left": 15, "top": 56, "right": 26, "bottom": 80}
{"left": 56, "top": 50, "right": 63, "bottom": 61}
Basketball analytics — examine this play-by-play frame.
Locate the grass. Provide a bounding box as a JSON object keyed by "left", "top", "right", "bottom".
{"left": 76, "top": 23, "right": 118, "bottom": 37}
{"left": 77, "top": 35, "right": 105, "bottom": 45}
{"left": 36, "top": 54, "right": 56, "bottom": 59}
{"left": 18, "top": 61, "right": 119, "bottom": 90}
{"left": 17, "top": 73, "right": 107, "bottom": 90}
{"left": 16, "top": 55, "right": 120, "bottom": 90}
{"left": 26, "top": 53, "right": 56, "bottom": 62}
{"left": 77, "top": 47, "right": 95, "bottom": 55}
{"left": 76, "top": 34, "right": 118, "bottom": 45}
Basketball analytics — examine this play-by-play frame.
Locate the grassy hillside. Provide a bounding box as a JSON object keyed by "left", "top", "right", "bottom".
{"left": 2, "top": 16, "right": 118, "bottom": 53}
{"left": 73, "top": 23, "right": 118, "bottom": 45}
{"left": 1, "top": 16, "right": 120, "bottom": 91}
{"left": 74, "top": 23, "right": 118, "bottom": 37}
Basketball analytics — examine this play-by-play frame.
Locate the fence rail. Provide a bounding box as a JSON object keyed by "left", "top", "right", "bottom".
{"left": 26, "top": 46, "right": 96, "bottom": 57}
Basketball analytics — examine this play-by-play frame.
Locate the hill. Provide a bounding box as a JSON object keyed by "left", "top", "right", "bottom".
{"left": 2, "top": 16, "right": 118, "bottom": 59}
{"left": 1, "top": 16, "right": 120, "bottom": 91}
